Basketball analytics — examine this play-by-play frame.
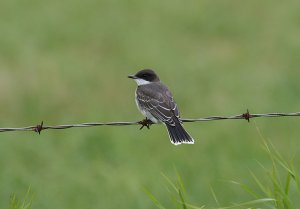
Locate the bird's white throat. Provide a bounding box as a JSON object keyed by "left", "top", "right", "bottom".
{"left": 134, "top": 78, "right": 151, "bottom": 86}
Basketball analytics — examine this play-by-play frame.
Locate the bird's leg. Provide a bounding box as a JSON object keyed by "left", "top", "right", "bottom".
{"left": 139, "top": 118, "right": 152, "bottom": 130}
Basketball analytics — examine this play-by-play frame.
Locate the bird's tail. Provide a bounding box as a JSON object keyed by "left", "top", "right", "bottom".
{"left": 166, "top": 121, "right": 194, "bottom": 145}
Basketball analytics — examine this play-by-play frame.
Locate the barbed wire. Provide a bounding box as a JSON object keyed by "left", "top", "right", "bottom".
{"left": 0, "top": 110, "right": 300, "bottom": 134}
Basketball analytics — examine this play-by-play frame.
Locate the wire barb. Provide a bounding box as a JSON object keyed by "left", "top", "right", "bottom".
{"left": 139, "top": 118, "right": 153, "bottom": 130}
{"left": 242, "top": 109, "right": 251, "bottom": 122}
{"left": 34, "top": 121, "right": 44, "bottom": 134}
{"left": 0, "top": 110, "right": 300, "bottom": 133}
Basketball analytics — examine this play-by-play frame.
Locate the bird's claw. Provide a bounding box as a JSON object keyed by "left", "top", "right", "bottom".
{"left": 139, "top": 118, "right": 152, "bottom": 130}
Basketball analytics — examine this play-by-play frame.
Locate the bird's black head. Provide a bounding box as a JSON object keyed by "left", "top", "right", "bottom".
{"left": 128, "top": 69, "right": 160, "bottom": 82}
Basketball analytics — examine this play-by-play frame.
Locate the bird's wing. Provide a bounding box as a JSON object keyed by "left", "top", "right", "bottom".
{"left": 136, "top": 85, "right": 180, "bottom": 126}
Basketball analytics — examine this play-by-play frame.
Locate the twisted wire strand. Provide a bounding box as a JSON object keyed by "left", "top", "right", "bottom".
{"left": 0, "top": 111, "right": 299, "bottom": 134}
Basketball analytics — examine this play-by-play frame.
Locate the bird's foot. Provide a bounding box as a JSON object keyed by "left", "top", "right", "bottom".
{"left": 139, "top": 118, "right": 153, "bottom": 130}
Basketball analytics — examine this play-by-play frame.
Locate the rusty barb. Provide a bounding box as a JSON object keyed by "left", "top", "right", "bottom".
{"left": 34, "top": 121, "right": 44, "bottom": 134}
{"left": 242, "top": 109, "right": 251, "bottom": 122}
{"left": 0, "top": 110, "right": 300, "bottom": 134}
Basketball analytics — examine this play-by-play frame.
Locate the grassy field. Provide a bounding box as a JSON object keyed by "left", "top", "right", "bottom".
{"left": 1, "top": 0, "right": 300, "bottom": 208}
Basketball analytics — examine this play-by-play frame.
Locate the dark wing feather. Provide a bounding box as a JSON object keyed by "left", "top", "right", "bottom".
{"left": 137, "top": 83, "right": 180, "bottom": 126}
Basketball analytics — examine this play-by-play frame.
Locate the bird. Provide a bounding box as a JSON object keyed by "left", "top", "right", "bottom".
{"left": 128, "top": 69, "right": 194, "bottom": 145}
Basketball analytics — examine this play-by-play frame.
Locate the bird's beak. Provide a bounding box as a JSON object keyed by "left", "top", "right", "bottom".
{"left": 128, "top": 75, "right": 137, "bottom": 79}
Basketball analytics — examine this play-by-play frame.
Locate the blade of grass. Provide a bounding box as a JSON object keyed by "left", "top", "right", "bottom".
{"left": 210, "top": 185, "right": 220, "bottom": 206}
{"left": 143, "top": 188, "right": 166, "bottom": 209}
{"left": 178, "top": 189, "right": 187, "bottom": 209}
{"left": 290, "top": 164, "right": 300, "bottom": 194}
{"left": 250, "top": 171, "right": 271, "bottom": 196}
{"left": 175, "top": 169, "right": 187, "bottom": 195}
{"left": 161, "top": 173, "right": 182, "bottom": 207}
{"left": 175, "top": 170, "right": 188, "bottom": 209}
{"left": 176, "top": 201, "right": 205, "bottom": 209}
{"left": 218, "top": 198, "right": 275, "bottom": 209}
{"left": 163, "top": 171, "right": 188, "bottom": 209}
{"left": 229, "top": 180, "right": 260, "bottom": 199}
{"left": 284, "top": 172, "right": 291, "bottom": 196}
{"left": 161, "top": 173, "right": 179, "bottom": 193}
{"left": 268, "top": 141, "right": 295, "bottom": 178}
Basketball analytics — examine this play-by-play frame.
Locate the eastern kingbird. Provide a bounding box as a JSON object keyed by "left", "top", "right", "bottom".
{"left": 128, "top": 69, "right": 194, "bottom": 145}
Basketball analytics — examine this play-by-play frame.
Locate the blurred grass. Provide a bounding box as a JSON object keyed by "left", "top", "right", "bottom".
{"left": 9, "top": 188, "right": 33, "bottom": 209}
{"left": 147, "top": 139, "right": 299, "bottom": 209}
{"left": 0, "top": 0, "right": 300, "bottom": 208}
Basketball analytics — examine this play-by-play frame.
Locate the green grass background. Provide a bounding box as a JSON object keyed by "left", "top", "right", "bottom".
{"left": 0, "top": 0, "right": 300, "bottom": 208}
